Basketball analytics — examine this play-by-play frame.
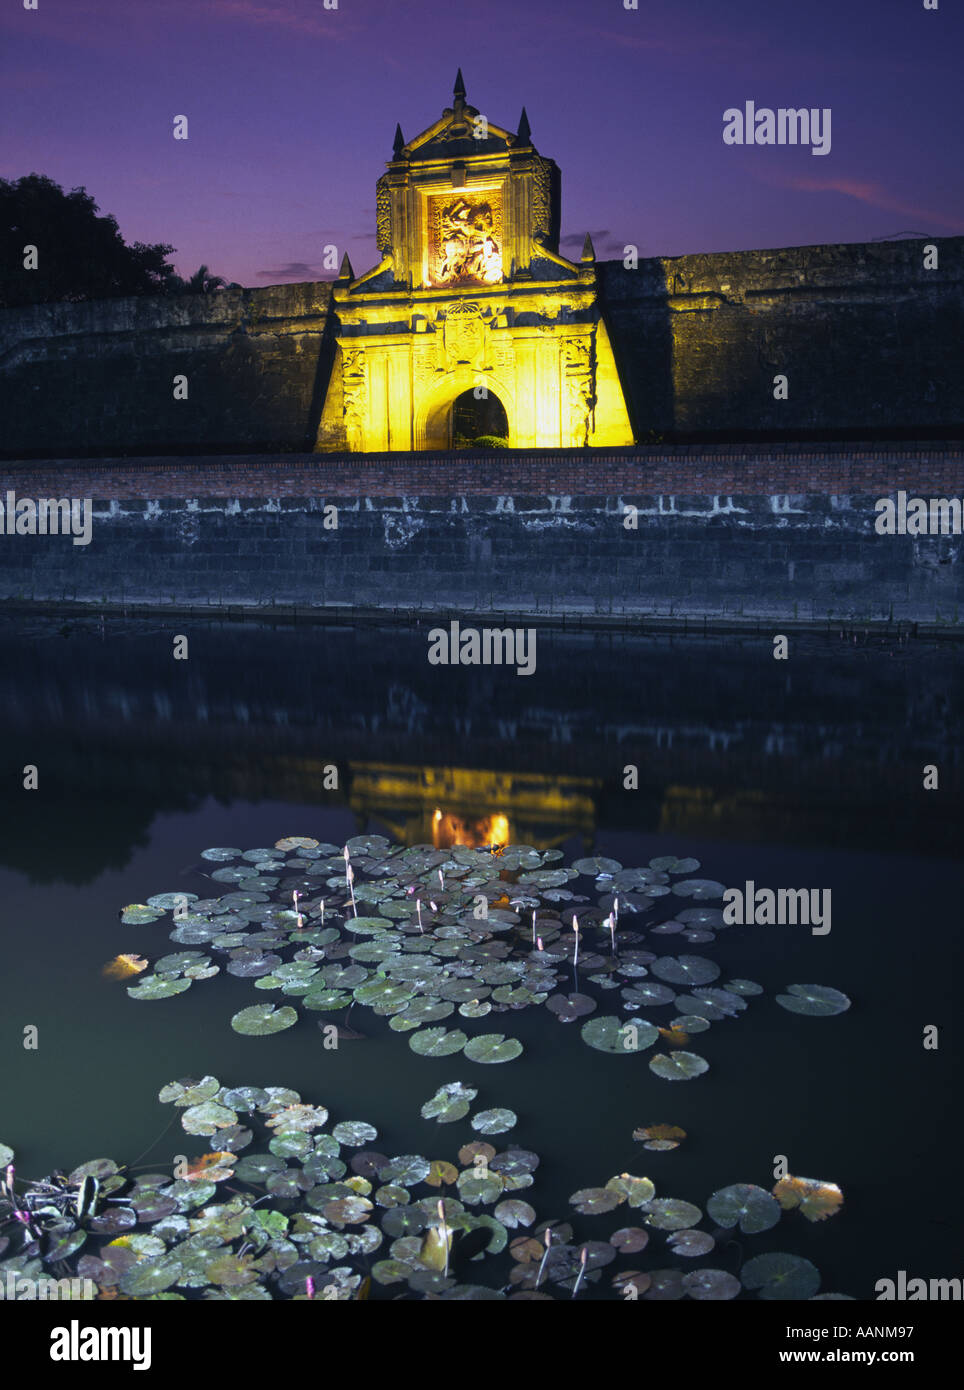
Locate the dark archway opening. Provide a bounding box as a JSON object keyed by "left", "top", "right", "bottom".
{"left": 452, "top": 388, "right": 508, "bottom": 448}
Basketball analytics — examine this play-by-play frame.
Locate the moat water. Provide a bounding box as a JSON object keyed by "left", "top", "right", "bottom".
{"left": 1, "top": 615, "right": 961, "bottom": 1298}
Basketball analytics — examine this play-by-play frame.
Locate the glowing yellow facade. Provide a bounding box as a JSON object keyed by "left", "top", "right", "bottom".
{"left": 316, "top": 72, "right": 634, "bottom": 452}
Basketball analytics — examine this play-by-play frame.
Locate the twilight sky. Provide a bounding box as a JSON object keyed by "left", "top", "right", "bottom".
{"left": 3, "top": 0, "right": 962, "bottom": 287}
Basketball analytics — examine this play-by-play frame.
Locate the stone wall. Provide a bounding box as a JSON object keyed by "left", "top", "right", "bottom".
{"left": 0, "top": 237, "right": 961, "bottom": 456}
{"left": 597, "top": 237, "right": 964, "bottom": 440}
{"left": 0, "top": 282, "right": 335, "bottom": 456}
{"left": 1, "top": 447, "right": 961, "bottom": 626}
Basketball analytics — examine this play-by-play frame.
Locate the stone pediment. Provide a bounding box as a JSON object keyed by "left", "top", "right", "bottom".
{"left": 403, "top": 109, "right": 520, "bottom": 162}
{"left": 400, "top": 69, "right": 526, "bottom": 163}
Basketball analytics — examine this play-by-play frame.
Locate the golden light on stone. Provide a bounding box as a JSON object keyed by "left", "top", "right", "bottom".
{"left": 316, "top": 72, "right": 633, "bottom": 454}
{"left": 431, "top": 809, "right": 510, "bottom": 850}
{"left": 429, "top": 194, "right": 504, "bottom": 287}
{"left": 349, "top": 762, "right": 599, "bottom": 849}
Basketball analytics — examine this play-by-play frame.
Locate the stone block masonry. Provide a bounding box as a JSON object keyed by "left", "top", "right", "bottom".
{"left": 1, "top": 237, "right": 961, "bottom": 458}
{"left": 1, "top": 446, "right": 962, "bottom": 628}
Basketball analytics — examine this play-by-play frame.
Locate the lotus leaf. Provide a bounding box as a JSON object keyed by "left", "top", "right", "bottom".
{"left": 643, "top": 1198, "right": 703, "bottom": 1231}
{"left": 421, "top": 1082, "right": 477, "bottom": 1123}
{"left": 463, "top": 1033, "right": 523, "bottom": 1064}
{"left": 571, "top": 857, "right": 623, "bottom": 876}
{"left": 409, "top": 1027, "right": 468, "bottom": 1058}
{"left": 650, "top": 954, "right": 721, "bottom": 986}
{"left": 610, "top": 1226, "right": 650, "bottom": 1252}
{"left": 181, "top": 1101, "right": 238, "bottom": 1136}
{"left": 230, "top": 1004, "right": 298, "bottom": 1035}
{"left": 776, "top": 983, "right": 851, "bottom": 1016}
{"left": 580, "top": 1015, "right": 658, "bottom": 1053}
{"left": 570, "top": 1186, "right": 622, "bottom": 1215}
{"left": 127, "top": 976, "right": 192, "bottom": 1001}
{"left": 471, "top": 1108, "right": 517, "bottom": 1135}
{"left": 667, "top": 1228, "right": 715, "bottom": 1257}
{"left": 671, "top": 879, "right": 725, "bottom": 899}
{"left": 742, "top": 1251, "right": 821, "bottom": 1300}
{"left": 683, "top": 1268, "right": 741, "bottom": 1300}
{"left": 772, "top": 1175, "right": 844, "bottom": 1222}
{"left": 604, "top": 1174, "right": 655, "bottom": 1207}
{"left": 707, "top": 1183, "right": 781, "bottom": 1234}
{"left": 494, "top": 1199, "right": 535, "bottom": 1228}
{"left": 649, "top": 1051, "right": 709, "bottom": 1081}
{"left": 378, "top": 1155, "right": 431, "bottom": 1186}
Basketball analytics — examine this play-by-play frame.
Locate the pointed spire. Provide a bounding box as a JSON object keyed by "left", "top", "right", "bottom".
{"left": 516, "top": 107, "right": 531, "bottom": 144}
{"left": 581, "top": 233, "right": 596, "bottom": 263}
{"left": 392, "top": 123, "right": 405, "bottom": 158}
{"left": 337, "top": 252, "right": 354, "bottom": 282}
{"left": 453, "top": 68, "right": 466, "bottom": 101}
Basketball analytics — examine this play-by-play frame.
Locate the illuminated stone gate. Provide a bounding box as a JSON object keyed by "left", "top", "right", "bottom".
{"left": 316, "top": 72, "right": 634, "bottom": 452}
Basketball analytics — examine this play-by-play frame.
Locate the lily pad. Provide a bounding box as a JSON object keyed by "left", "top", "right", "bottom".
{"left": 650, "top": 955, "right": 720, "bottom": 987}
{"left": 494, "top": 1199, "right": 535, "bottom": 1228}
{"left": 649, "top": 856, "right": 701, "bottom": 874}
{"left": 581, "top": 1015, "right": 658, "bottom": 1053}
{"left": 378, "top": 1155, "right": 431, "bottom": 1187}
{"left": 332, "top": 1122, "right": 378, "bottom": 1147}
{"left": 604, "top": 1174, "right": 655, "bottom": 1207}
{"left": 633, "top": 1124, "right": 686, "bottom": 1151}
{"left": 742, "top": 1251, "right": 821, "bottom": 1300}
{"left": 643, "top": 1198, "right": 703, "bottom": 1231}
{"left": 471, "top": 1108, "right": 517, "bottom": 1135}
{"left": 610, "top": 1226, "right": 650, "bottom": 1253}
{"left": 773, "top": 1175, "right": 844, "bottom": 1222}
{"left": 569, "top": 1187, "right": 622, "bottom": 1215}
{"left": 648, "top": 1051, "right": 709, "bottom": 1081}
{"left": 667, "top": 1228, "right": 715, "bottom": 1257}
{"left": 181, "top": 1101, "right": 238, "bottom": 1136}
{"left": 571, "top": 857, "right": 622, "bottom": 876}
{"left": 230, "top": 1004, "right": 298, "bottom": 1036}
{"left": 706, "top": 1183, "right": 781, "bottom": 1234}
{"left": 120, "top": 904, "right": 163, "bottom": 925}
{"left": 671, "top": 879, "right": 725, "bottom": 900}
{"left": 682, "top": 1268, "right": 741, "bottom": 1300}
{"left": 421, "top": 1082, "right": 477, "bottom": 1123}
{"left": 409, "top": 1027, "right": 468, "bottom": 1058}
{"left": 463, "top": 1034, "right": 524, "bottom": 1064}
{"left": 776, "top": 984, "right": 851, "bottom": 1016}
{"left": 127, "top": 976, "right": 192, "bottom": 1001}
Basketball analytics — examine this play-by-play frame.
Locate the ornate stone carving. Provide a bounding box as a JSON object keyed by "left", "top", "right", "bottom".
{"left": 442, "top": 301, "right": 485, "bottom": 368}
{"left": 563, "top": 334, "right": 595, "bottom": 446}
{"left": 429, "top": 194, "right": 503, "bottom": 287}
{"left": 341, "top": 346, "right": 367, "bottom": 449}
{"left": 531, "top": 158, "right": 552, "bottom": 241}
{"left": 375, "top": 177, "right": 392, "bottom": 254}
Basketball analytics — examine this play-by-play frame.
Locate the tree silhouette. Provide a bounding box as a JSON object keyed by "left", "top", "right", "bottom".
{"left": 0, "top": 174, "right": 226, "bottom": 308}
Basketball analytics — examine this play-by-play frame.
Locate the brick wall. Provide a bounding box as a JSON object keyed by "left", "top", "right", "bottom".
{"left": 2, "top": 447, "right": 962, "bottom": 625}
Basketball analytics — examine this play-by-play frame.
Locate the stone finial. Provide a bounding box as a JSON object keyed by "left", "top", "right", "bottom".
{"left": 337, "top": 252, "right": 355, "bottom": 282}
{"left": 516, "top": 107, "right": 531, "bottom": 145}
{"left": 392, "top": 123, "right": 405, "bottom": 157}
{"left": 453, "top": 68, "right": 466, "bottom": 101}
{"left": 581, "top": 234, "right": 596, "bottom": 263}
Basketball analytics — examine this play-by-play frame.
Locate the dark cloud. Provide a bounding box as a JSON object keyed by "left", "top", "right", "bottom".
{"left": 256, "top": 261, "right": 324, "bottom": 280}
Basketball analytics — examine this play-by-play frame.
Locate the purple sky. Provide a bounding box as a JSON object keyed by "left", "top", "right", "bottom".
{"left": 3, "top": 0, "right": 962, "bottom": 287}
